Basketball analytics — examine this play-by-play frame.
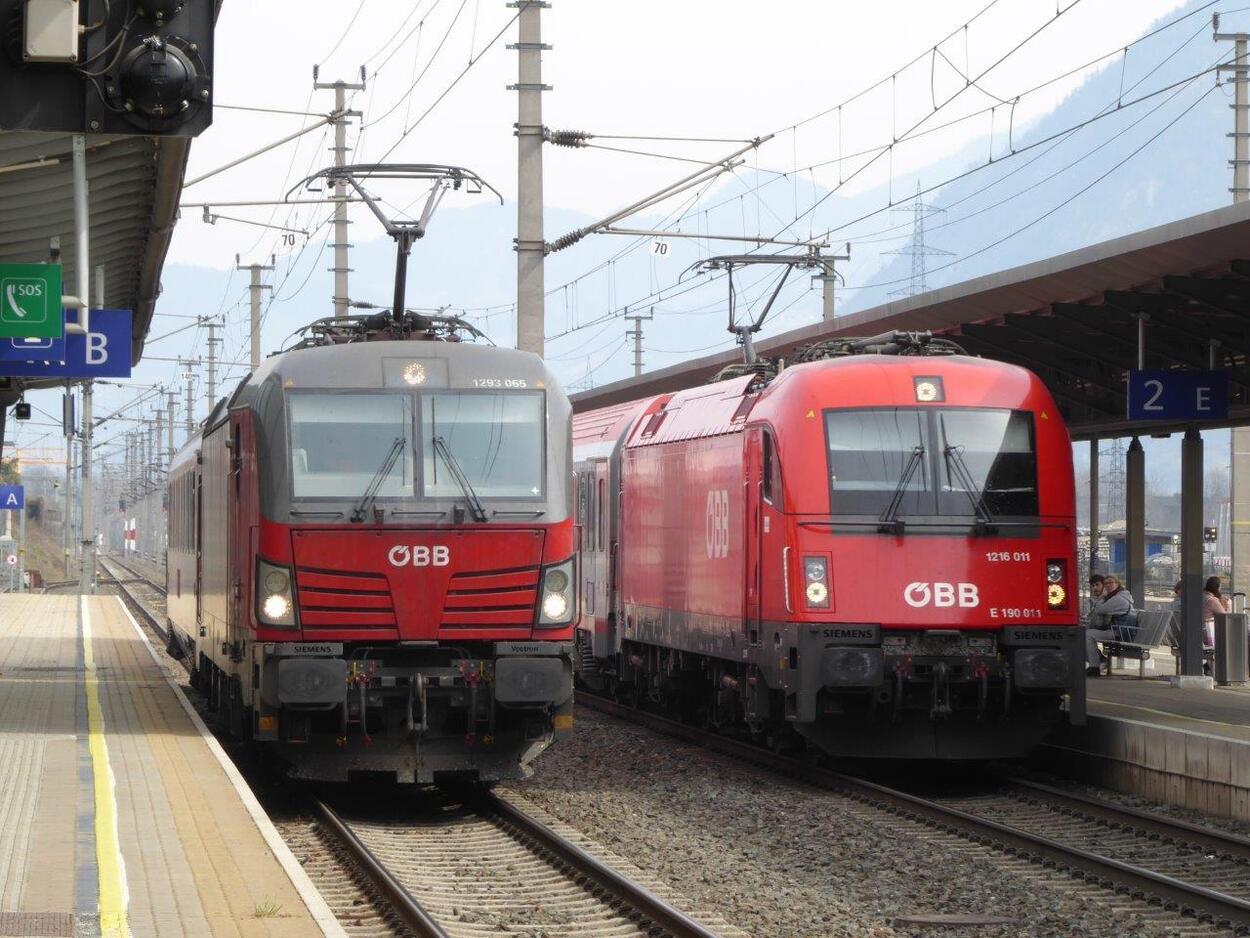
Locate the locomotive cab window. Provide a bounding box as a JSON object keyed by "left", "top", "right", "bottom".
{"left": 824, "top": 407, "right": 1037, "bottom": 520}
{"left": 288, "top": 393, "right": 414, "bottom": 499}
{"left": 937, "top": 409, "right": 1037, "bottom": 517}
{"left": 421, "top": 391, "right": 544, "bottom": 499}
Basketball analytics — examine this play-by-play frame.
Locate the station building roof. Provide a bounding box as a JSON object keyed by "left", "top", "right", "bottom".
{"left": 572, "top": 201, "right": 1250, "bottom": 440}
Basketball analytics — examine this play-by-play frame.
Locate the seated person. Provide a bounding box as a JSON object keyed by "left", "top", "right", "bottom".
{"left": 1084, "top": 574, "right": 1136, "bottom": 676}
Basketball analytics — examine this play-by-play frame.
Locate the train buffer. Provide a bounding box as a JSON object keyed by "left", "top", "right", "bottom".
{"left": 1042, "top": 665, "right": 1250, "bottom": 823}
{"left": 0, "top": 593, "right": 344, "bottom": 937}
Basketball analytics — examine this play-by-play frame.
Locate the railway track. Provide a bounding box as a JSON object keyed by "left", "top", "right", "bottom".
{"left": 312, "top": 789, "right": 723, "bottom": 938}
{"left": 579, "top": 693, "right": 1250, "bottom": 935}
{"left": 97, "top": 554, "right": 169, "bottom": 640}
{"left": 94, "top": 555, "right": 724, "bottom": 937}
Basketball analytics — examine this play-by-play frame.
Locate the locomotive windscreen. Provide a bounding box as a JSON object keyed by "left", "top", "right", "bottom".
{"left": 289, "top": 392, "right": 415, "bottom": 498}
{"left": 824, "top": 407, "right": 1038, "bottom": 519}
{"left": 420, "top": 391, "right": 545, "bottom": 498}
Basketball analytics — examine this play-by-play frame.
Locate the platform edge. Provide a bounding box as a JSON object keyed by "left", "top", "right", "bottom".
{"left": 112, "top": 596, "right": 348, "bottom": 938}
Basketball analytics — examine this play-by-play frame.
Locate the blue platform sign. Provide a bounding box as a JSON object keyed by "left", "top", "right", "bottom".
{"left": 0, "top": 309, "right": 131, "bottom": 378}
{"left": 0, "top": 486, "right": 24, "bottom": 510}
{"left": 0, "top": 333, "right": 66, "bottom": 366}
{"left": 1127, "top": 369, "right": 1229, "bottom": 422}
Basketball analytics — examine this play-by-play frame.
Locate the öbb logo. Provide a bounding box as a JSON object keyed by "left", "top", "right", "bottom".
{"left": 388, "top": 545, "right": 451, "bottom": 567}
{"left": 705, "top": 489, "right": 729, "bottom": 559}
{"left": 903, "top": 582, "right": 980, "bottom": 608}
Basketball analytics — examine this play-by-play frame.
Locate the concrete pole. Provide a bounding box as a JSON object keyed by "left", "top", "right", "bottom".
{"left": 314, "top": 68, "right": 365, "bottom": 318}
{"left": 812, "top": 245, "right": 851, "bottom": 322}
{"left": 206, "top": 321, "right": 220, "bottom": 411}
{"left": 1180, "top": 428, "right": 1206, "bottom": 680}
{"left": 146, "top": 420, "right": 156, "bottom": 558}
{"left": 63, "top": 383, "right": 72, "bottom": 577}
{"left": 1216, "top": 25, "right": 1250, "bottom": 595}
{"left": 79, "top": 381, "right": 94, "bottom": 592}
{"left": 1089, "top": 439, "right": 1100, "bottom": 580}
{"left": 182, "top": 362, "right": 196, "bottom": 439}
{"left": 236, "top": 257, "right": 274, "bottom": 370}
{"left": 17, "top": 499, "right": 25, "bottom": 593}
{"left": 154, "top": 409, "right": 164, "bottom": 480}
{"left": 624, "top": 308, "right": 653, "bottom": 377}
{"left": 510, "top": 0, "right": 550, "bottom": 356}
{"left": 166, "top": 390, "right": 177, "bottom": 462}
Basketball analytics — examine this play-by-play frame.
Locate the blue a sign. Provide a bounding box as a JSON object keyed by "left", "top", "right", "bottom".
{"left": 0, "top": 486, "right": 24, "bottom": 510}
{"left": 1128, "top": 370, "right": 1229, "bottom": 421}
{"left": 0, "top": 309, "right": 132, "bottom": 378}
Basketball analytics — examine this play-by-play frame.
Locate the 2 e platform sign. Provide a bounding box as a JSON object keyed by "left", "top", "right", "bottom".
{"left": 0, "top": 264, "right": 62, "bottom": 340}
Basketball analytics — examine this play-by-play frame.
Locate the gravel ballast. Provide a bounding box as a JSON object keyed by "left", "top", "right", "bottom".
{"left": 509, "top": 706, "right": 1235, "bottom": 938}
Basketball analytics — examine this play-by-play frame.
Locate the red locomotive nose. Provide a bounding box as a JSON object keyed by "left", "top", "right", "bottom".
{"left": 288, "top": 528, "right": 547, "bottom": 642}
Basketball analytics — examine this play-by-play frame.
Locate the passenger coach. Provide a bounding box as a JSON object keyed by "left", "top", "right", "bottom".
{"left": 167, "top": 317, "right": 576, "bottom": 784}
{"left": 574, "top": 332, "right": 1084, "bottom": 760}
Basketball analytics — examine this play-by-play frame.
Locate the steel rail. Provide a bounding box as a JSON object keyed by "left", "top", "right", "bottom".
{"left": 97, "top": 556, "right": 168, "bottom": 641}
{"left": 579, "top": 693, "right": 1250, "bottom": 932}
{"left": 312, "top": 799, "right": 451, "bottom": 938}
{"left": 477, "top": 792, "right": 722, "bottom": 938}
{"left": 1001, "top": 775, "right": 1250, "bottom": 863}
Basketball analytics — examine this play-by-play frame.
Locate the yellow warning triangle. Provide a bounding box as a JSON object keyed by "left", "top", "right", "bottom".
{"left": 805, "top": 409, "right": 816, "bottom": 419}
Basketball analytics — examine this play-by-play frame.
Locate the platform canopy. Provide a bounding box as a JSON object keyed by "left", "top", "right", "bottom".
{"left": 572, "top": 201, "right": 1250, "bottom": 440}
{"left": 0, "top": 131, "right": 189, "bottom": 408}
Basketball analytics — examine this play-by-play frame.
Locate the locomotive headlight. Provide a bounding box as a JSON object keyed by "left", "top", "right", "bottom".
{"left": 401, "top": 361, "right": 427, "bottom": 385}
{"left": 802, "top": 555, "right": 831, "bottom": 610}
{"left": 537, "top": 557, "right": 576, "bottom": 627}
{"left": 256, "top": 558, "right": 297, "bottom": 628}
{"left": 1044, "top": 558, "right": 1068, "bottom": 610}
{"left": 263, "top": 594, "right": 292, "bottom": 620}
{"left": 542, "top": 593, "right": 569, "bottom": 620}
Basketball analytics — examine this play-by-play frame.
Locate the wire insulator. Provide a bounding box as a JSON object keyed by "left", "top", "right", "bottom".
{"left": 545, "top": 128, "right": 592, "bottom": 148}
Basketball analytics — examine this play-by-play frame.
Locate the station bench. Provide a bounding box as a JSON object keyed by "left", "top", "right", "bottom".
{"left": 1101, "top": 609, "right": 1172, "bottom": 679}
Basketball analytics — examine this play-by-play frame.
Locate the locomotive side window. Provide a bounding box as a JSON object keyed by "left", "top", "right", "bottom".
{"left": 598, "top": 477, "right": 606, "bottom": 552}
{"left": 762, "top": 430, "right": 782, "bottom": 506}
{"left": 420, "top": 391, "right": 544, "bottom": 499}
{"left": 288, "top": 393, "right": 414, "bottom": 499}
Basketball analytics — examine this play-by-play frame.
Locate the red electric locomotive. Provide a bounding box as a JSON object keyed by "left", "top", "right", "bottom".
{"left": 573, "top": 332, "right": 1084, "bottom": 759}
{"left": 166, "top": 313, "right": 577, "bottom": 784}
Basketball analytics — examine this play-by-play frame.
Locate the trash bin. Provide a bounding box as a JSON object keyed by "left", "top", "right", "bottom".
{"left": 1214, "top": 612, "right": 1248, "bottom": 686}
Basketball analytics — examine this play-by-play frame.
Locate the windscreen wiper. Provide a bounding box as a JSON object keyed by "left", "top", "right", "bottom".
{"left": 944, "top": 444, "right": 997, "bottom": 533}
{"left": 878, "top": 445, "right": 925, "bottom": 533}
{"left": 350, "top": 437, "right": 406, "bottom": 523}
{"left": 432, "top": 436, "right": 488, "bottom": 523}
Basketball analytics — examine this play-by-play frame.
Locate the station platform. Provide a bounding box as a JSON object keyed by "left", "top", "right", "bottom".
{"left": 1040, "top": 671, "right": 1250, "bottom": 822}
{"left": 0, "top": 594, "right": 344, "bottom": 937}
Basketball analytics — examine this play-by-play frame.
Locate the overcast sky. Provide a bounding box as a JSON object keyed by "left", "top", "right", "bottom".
{"left": 14, "top": 0, "right": 1241, "bottom": 486}
{"left": 174, "top": 0, "right": 1191, "bottom": 267}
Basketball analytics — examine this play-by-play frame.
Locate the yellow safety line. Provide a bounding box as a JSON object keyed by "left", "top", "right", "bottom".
{"left": 1088, "top": 696, "right": 1250, "bottom": 733}
{"left": 82, "top": 597, "right": 130, "bottom": 937}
